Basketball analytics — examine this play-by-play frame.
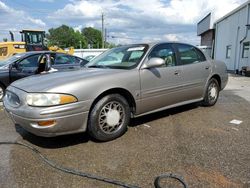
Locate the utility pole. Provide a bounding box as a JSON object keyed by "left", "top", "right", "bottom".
{"left": 101, "top": 13, "right": 104, "bottom": 49}
{"left": 104, "top": 28, "right": 107, "bottom": 48}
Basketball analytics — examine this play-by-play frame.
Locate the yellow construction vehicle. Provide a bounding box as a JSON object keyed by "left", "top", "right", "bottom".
{"left": 48, "top": 46, "right": 74, "bottom": 55}
{"left": 0, "top": 29, "right": 74, "bottom": 60}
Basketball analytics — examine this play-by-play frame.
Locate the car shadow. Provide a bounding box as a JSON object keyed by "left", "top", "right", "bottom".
{"left": 15, "top": 102, "right": 200, "bottom": 149}
{"left": 130, "top": 102, "right": 200, "bottom": 127}
{"left": 15, "top": 124, "right": 91, "bottom": 149}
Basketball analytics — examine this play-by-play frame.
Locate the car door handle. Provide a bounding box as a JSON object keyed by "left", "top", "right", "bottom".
{"left": 174, "top": 70, "right": 181, "bottom": 75}
{"left": 205, "top": 66, "right": 210, "bottom": 70}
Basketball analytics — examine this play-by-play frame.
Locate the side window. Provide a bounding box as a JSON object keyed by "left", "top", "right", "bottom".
{"left": 226, "top": 45, "right": 232, "bottom": 59}
{"left": 195, "top": 48, "right": 206, "bottom": 62}
{"left": 177, "top": 44, "right": 201, "bottom": 65}
{"left": 55, "top": 54, "right": 75, "bottom": 65}
{"left": 0, "top": 47, "right": 8, "bottom": 56}
{"left": 18, "top": 54, "right": 40, "bottom": 68}
{"left": 74, "top": 57, "right": 81, "bottom": 64}
{"left": 242, "top": 42, "right": 249, "bottom": 58}
{"left": 148, "top": 44, "right": 176, "bottom": 67}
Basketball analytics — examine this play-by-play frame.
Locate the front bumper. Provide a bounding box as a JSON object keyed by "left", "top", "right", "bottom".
{"left": 3, "top": 86, "right": 92, "bottom": 137}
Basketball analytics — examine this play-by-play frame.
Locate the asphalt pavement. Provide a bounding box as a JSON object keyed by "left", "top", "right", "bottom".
{"left": 0, "top": 75, "right": 250, "bottom": 188}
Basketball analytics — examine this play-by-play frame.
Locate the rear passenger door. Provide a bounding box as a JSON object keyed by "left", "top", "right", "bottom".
{"left": 52, "top": 54, "right": 80, "bottom": 70}
{"left": 174, "top": 43, "right": 211, "bottom": 100}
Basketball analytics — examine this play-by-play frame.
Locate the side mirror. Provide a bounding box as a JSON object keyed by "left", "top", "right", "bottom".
{"left": 142, "top": 57, "right": 165, "bottom": 69}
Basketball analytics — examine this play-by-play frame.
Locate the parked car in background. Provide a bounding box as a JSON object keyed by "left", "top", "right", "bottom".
{"left": 3, "top": 42, "right": 228, "bottom": 141}
{"left": 83, "top": 55, "right": 96, "bottom": 61}
{"left": 0, "top": 51, "right": 88, "bottom": 101}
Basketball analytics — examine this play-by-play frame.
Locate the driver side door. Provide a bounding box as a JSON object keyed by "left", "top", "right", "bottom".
{"left": 10, "top": 54, "right": 40, "bottom": 83}
{"left": 138, "top": 43, "right": 184, "bottom": 114}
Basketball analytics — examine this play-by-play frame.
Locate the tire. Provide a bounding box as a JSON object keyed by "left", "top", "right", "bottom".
{"left": 0, "top": 84, "right": 5, "bottom": 102}
{"left": 88, "top": 94, "right": 130, "bottom": 141}
{"left": 202, "top": 78, "right": 220, "bottom": 106}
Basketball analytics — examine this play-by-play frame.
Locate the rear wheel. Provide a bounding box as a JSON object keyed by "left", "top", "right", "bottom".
{"left": 202, "top": 78, "right": 220, "bottom": 106}
{"left": 88, "top": 94, "right": 130, "bottom": 141}
{"left": 0, "top": 84, "right": 5, "bottom": 102}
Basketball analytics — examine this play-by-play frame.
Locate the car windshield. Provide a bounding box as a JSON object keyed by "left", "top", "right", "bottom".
{"left": 87, "top": 44, "right": 148, "bottom": 69}
{"left": 0, "top": 53, "right": 26, "bottom": 67}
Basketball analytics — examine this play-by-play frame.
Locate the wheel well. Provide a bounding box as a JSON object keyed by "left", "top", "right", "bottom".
{"left": 211, "top": 74, "right": 221, "bottom": 89}
{"left": 90, "top": 88, "right": 136, "bottom": 115}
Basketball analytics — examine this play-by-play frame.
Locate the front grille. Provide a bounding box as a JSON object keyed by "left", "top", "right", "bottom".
{"left": 5, "top": 91, "right": 21, "bottom": 108}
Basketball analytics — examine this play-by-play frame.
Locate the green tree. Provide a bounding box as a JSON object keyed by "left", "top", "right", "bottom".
{"left": 106, "top": 42, "right": 116, "bottom": 48}
{"left": 47, "top": 25, "right": 87, "bottom": 49}
{"left": 3, "top": 38, "right": 7, "bottom": 42}
{"left": 82, "top": 27, "right": 102, "bottom": 49}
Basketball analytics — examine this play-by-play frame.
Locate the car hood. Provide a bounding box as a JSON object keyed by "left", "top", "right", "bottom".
{"left": 10, "top": 68, "right": 126, "bottom": 92}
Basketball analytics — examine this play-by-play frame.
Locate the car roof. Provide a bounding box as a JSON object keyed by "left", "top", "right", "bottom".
{"left": 19, "top": 51, "right": 83, "bottom": 58}
{"left": 115, "top": 42, "right": 199, "bottom": 49}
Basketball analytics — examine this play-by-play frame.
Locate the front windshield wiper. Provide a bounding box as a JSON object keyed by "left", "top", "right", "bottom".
{"left": 87, "top": 65, "right": 109, "bottom": 69}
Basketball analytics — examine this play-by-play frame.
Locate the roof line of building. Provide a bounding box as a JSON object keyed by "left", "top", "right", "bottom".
{"left": 197, "top": 13, "right": 211, "bottom": 25}
{"left": 214, "top": 0, "right": 250, "bottom": 24}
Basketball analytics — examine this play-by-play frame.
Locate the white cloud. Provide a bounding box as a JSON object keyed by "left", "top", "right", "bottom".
{"left": 0, "top": 1, "right": 46, "bottom": 41}
{"left": 1, "top": 0, "right": 247, "bottom": 44}
{"left": 164, "top": 34, "right": 179, "bottom": 42}
{"left": 27, "top": 17, "right": 46, "bottom": 27}
{"left": 51, "top": 1, "right": 102, "bottom": 19}
{"left": 47, "top": 0, "right": 246, "bottom": 45}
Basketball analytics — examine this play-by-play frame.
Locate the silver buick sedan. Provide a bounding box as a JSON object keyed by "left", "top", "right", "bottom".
{"left": 3, "top": 42, "right": 228, "bottom": 141}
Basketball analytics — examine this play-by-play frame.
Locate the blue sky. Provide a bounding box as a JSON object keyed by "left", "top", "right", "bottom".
{"left": 0, "top": 0, "right": 247, "bottom": 46}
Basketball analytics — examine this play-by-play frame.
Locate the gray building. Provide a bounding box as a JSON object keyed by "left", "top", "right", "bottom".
{"left": 197, "top": 13, "right": 215, "bottom": 47}
{"left": 198, "top": 1, "right": 250, "bottom": 72}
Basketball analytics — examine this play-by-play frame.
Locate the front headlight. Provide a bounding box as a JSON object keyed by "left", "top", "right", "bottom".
{"left": 26, "top": 93, "right": 78, "bottom": 107}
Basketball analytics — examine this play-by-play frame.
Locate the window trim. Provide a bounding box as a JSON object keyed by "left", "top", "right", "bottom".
{"left": 242, "top": 42, "right": 249, "bottom": 58}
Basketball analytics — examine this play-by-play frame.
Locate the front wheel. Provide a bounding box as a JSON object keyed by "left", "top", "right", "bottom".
{"left": 202, "top": 78, "right": 220, "bottom": 106}
{"left": 88, "top": 94, "right": 130, "bottom": 141}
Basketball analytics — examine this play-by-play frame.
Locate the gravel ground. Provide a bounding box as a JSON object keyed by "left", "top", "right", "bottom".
{"left": 0, "top": 75, "right": 249, "bottom": 188}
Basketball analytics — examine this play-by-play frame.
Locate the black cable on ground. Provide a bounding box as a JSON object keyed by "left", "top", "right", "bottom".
{"left": 0, "top": 141, "right": 187, "bottom": 188}
{"left": 154, "top": 173, "right": 188, "bottom": 188}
